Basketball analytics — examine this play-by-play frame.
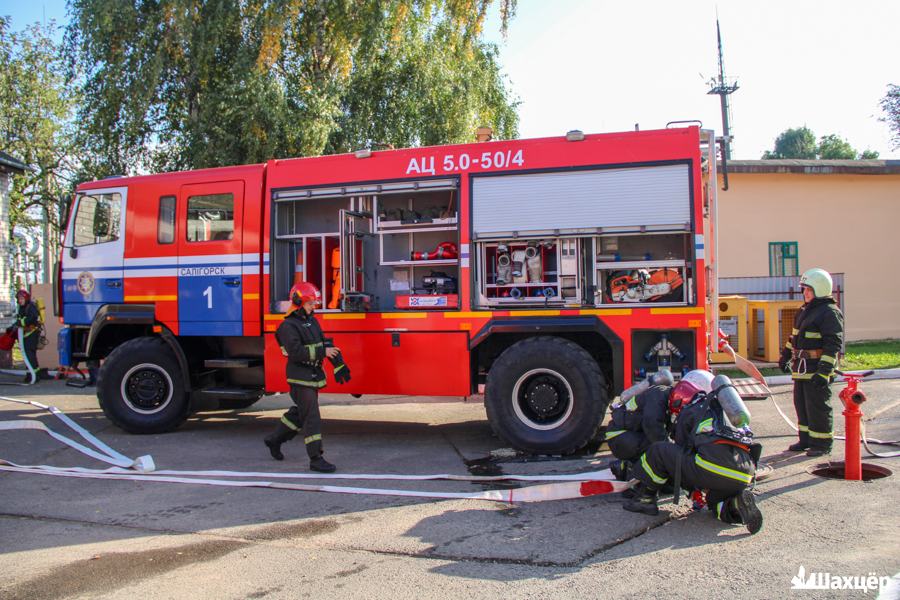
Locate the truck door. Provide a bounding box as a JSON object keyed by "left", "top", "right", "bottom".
{"left": 61, "top": 187, "right": 127, "bottom": 324}
{"left": 177, "top": 181, "right": 244, "bottom": 335}
{"left": 338, "top": 208, "right": 373, "bottom": 308}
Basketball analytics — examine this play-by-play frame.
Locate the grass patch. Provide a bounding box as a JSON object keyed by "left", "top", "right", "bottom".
{"left": 841, "top": 339, "right": 900, "bottom": 370}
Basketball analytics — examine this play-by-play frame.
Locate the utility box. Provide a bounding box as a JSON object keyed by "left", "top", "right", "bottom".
{"left": 749, "top": 299, "right": 803, "bottom": 362}
{"left": 711, "top": 295, "right": 749, "bottom": 363}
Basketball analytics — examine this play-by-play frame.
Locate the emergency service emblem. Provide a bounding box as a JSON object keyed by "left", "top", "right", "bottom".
{"left": 76, "top": 271, "right": 95, "bottom": 296}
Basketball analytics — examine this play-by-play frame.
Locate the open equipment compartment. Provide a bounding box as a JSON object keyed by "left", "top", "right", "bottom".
{"left": 593, "top": 232, "right": 693, "bottom": 306}
{"left": 471, "top": 162, "right": 696, "bottom": 310}
{"left": 271, "top": 178, "right": 459, "bottom": 313}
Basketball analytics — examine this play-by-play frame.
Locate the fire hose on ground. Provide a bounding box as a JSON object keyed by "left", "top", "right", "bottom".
{"left": 0, "top": 396, "right": 628, "bottom": 504}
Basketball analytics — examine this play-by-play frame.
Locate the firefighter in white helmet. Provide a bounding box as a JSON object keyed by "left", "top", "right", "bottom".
{"left": 778, "top": 268, "right": 844, "bottom": 457}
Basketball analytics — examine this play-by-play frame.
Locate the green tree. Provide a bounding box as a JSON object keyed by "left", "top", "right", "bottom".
{"left": 0, "top": 16, "right": 77, "bottom": 281}
{"left": 763, "top": 127, "right": 879, "bottom": 159}
{"left": 881, "top": 84, "right": 900, "bottom": 150}
{"left": 816, "top": 134, "right": 857, "bottom": 159}
{"left": 761, "top": 126, "right": 817, "bottom": 159}
{"left": 65, "top": 0, "right": 519, "bottom": 178}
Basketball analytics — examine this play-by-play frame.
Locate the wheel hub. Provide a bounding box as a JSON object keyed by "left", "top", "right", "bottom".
{"left": 527, "top": 381, "right": 560, "bottom": 415}
{"left": 125, "top": 369, "right": 169, "bottom": 409}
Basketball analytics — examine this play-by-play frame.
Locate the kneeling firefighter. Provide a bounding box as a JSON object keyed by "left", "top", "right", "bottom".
{"left": 624, "top": 373, "right": 764, "bottom": 535}
{"left": 264, "top": 282, "right": 352, "bottom": 473}
{"left": 606, "top": 370, "right": 692, "bottom": 481}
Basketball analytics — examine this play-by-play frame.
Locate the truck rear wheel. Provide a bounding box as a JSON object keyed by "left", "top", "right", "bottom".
{"left": 485, "top": 336, "right": 608, "bottom": 455}
{"left": 97, "top": 337, "right": 189, "bottom": 433}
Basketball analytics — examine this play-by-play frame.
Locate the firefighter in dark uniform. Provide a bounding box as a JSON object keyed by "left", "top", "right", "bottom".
{"left": 779, "top": 268, "right": 844, "bottom": 457}
{"left": 8, "top": 289, "right": 42, "bottom": 381}
{"left": 606, "top": 383, "right": 671, "bottom": 481}
{"left": 623, "top": 376, "right": 763, "bottom": 535}
{"left": 263, "top": 282, "right": 351, "bottom": 472}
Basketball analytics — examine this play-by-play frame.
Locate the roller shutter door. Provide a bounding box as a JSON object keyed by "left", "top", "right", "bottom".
{"left": 472, "top": 164, "right": 691, "bottom": 239}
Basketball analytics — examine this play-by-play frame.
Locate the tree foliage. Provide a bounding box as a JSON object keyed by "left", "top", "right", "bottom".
{"left": 762, "top": 126, "right": 878, "bottom": 160}
{"left": 881, "top": 84, "right": 900, "bottom": 150}
{"left": 64, "top": 0, "right": 519, "bottom": 177}
{"left": 0, "top": 16, "right": 76, "bottom": 278}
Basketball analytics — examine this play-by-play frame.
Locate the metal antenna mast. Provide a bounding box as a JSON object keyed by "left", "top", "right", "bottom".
{"left": 707, "top": 18, "right": 738, "bottom": 159}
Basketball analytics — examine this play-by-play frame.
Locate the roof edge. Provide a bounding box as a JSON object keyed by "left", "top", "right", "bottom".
{"left": 721, "top": 159, "right": 900, "bottom": 175}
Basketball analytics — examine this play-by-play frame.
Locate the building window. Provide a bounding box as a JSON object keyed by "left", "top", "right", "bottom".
{"left": 73, "top": 192, "right": 121, "bottom": 247}
{"left": 769, "top": 242, "right": 798, "bottom": 276}
{"left": 186, "top": 193, "right": 234, "bottom": 242}
{"left": 158, "top": 196, "right": 176, "bottom": 244}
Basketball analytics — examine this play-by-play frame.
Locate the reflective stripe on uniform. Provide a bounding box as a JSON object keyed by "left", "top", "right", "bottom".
{"left": 279, "top": 345, "right": 288, "bottom": 357}
{"left": 305, "top": 342, "right": 322, "bottom": 361}
{"left": 640, "top": 454, "right": 667, "bottom": 485}
{"left": 287, "top": 378, "right": 327, "bottom": 388}
{"left": 792, "top": 328, "right": 799, "bottom": 335}
{"left": 625, "top": 397, "right": 638, "bottom": 412}
{"left": 804, "top": 331, "right": 822, "bottom": 339}
{"left": 792, "top": 373, "right": 814, "bottom": 380}
{"left": 281, "top": 416, "right": 299, "bottom": 431}
{"left": 605, "top": 429, "right": 626, "bottom": 440}
{"left": 808, "top": 429, "right": 833, "bottom": 440}
{"left": 695, "top": 418, "right": 714, "bottom": 434}
{"left": 694, "top": 455, "right": 753, "bottom": 485}
{"left": 304, "top": 433, "right": 322, "bottom": 445}
{"left": 333, "top": 364, "right": 346, "bottom": 374}
{"left": 814, "top": 372, "right": 831, "bottom": 382}
{"left": 820, "top": 355, "right": 836, "bottom": 365}
{"left": 798, "top": 424, "right": 809, "bottom": 432}
{"left": 715, "top": 501, "right": 724, "bottom": 520}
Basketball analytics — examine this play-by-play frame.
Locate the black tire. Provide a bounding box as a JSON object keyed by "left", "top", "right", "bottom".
{"left": 485, "top": 336, "right": 608, "bottom": 455}
{"left": 97, "top": 336, "right": 189, "bottom": 434}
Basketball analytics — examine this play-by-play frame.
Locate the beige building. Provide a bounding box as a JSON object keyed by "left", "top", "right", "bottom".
{"left": 717, "top": 160, "right": 900, "bottom": 342}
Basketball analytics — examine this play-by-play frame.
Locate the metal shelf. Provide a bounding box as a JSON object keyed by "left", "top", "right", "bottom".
{"left": 381, "top": 259, "right": 458, "bottom": 267}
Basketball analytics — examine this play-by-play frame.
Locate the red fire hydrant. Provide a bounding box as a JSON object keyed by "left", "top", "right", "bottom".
{"left": 837, "top": 370, "right": 872, "bottom": 481}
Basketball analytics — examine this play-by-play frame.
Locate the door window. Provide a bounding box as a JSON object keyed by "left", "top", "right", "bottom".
{"left": 158, "top": 196, "right": 176, "bottom": 244}
{"left": 186, "top": 193, "right": 234, "bottom": 242}
{"left": 73, "top": 193, "right": 122, "bottom": 246}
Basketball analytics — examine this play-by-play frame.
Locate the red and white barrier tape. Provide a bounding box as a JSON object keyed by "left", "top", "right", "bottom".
{"left": 0, "top": 396, "right": 627, "bottom": 503}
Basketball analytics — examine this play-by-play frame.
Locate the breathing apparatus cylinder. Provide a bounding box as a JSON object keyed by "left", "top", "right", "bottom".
{"left": 710, "top": 374, "right": 751, "bottom": 428}
{"left": 616, "top": 370, "right": 675, "bottom": 406}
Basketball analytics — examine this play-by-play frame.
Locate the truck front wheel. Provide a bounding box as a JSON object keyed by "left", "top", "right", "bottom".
{"left": 97, "top": 337, "right": 189, "bottom": 433}
{"left": 485, "top": 336, "right": 607, "bottom": 455}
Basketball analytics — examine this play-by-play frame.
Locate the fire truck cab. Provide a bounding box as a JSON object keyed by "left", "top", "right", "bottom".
{"left": 59, "top": 126, "right": 719, "bottom": 455}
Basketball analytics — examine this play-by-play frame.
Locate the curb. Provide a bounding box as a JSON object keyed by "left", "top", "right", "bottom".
{"left": 764, "top": 368, "right": 900, "bottom": 387}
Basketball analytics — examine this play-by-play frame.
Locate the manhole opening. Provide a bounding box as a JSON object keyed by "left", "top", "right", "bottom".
{"left": 808, "top": 462, "right": 892, "bottom": 481}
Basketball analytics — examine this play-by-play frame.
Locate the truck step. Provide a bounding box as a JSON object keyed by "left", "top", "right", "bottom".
{"left": 203, "top": 358, "right": 262, "bottom": 369}
{"left": 196, "top": 387, "right": 262, "bottom": 401}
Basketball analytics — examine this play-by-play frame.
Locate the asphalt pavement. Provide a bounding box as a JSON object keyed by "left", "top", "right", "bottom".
{"left": 1, "top": 378, "right": 898, "bottom": 599}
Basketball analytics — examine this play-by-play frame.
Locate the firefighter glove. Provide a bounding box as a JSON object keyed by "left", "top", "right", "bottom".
{"left": 329, "top": 352, "right": 352, "bottom": 384}
{"left": 778, "top": 349, "right": 792, "bottom": 374}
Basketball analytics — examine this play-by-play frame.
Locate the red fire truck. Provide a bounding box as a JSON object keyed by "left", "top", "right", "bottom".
{"left": 58, "top": 126, "right": 720, "bottom": 454}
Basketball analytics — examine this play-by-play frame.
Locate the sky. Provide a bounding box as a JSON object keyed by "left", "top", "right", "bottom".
{"left": 3, "top": 0, "right": 899, "bottom": 159}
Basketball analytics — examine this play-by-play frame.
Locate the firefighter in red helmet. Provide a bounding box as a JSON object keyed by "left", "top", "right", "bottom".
{"left": 623, "top": 371, "right": 764, "bottom": 535}
{"left": 263, "top": 281, "right": 350, "bottom": 472}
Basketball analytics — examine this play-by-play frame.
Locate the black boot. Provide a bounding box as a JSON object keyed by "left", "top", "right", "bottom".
{"left": 310, "top": 455, "right": 336, "bottom": 473}
{"left": 264, "top": 423, "right": 296, "bottom": 461}
{"left": 623, "top": 486, "right": 659, "bottom": 515}
{"left": 734, "top": 489, "right": 763, "bottom": 535}
{"left": 610, "top": 459, "right": 632, "bottom": 481}
{"left": 787, "top": 441, "right": 810, "bottom": 452}
{"left": 806, "top": 447, "right": 831, "bottom": 457}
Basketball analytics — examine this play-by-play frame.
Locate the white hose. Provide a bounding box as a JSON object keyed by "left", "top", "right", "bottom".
{"left": 0, "top": 396, "right": 627, "bottom": 503}
{"left": 18, "top": 327, "right": 36, "bottom": 385}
